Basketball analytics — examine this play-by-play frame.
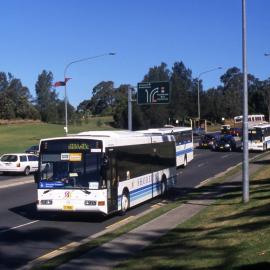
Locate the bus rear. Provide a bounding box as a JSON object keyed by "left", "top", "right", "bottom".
{"left": 36, "top": 138, "right": 109, "bottom": 214}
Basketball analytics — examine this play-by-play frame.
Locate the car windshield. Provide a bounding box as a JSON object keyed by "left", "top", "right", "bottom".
{"left": 0, "top": 155, "right": 18, "bottom": 162}
{"left": 39, "top": 152, "right": 102, "bottom": 189}
{"left": 28, "top": 145, "right": 38, "bottom": 151}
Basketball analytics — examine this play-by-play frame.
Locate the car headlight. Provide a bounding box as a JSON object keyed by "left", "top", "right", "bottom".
{"left": 225, "top": 144, "right": 230, "bottom": 147}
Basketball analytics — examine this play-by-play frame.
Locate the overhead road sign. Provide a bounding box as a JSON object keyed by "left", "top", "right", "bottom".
{"left": 137, "top": 81, "right": 170, "bottom": 105}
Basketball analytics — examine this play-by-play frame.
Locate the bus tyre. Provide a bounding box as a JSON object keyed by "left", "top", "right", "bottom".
{"left": 120, "top": 192, "right": 129, "bottom": 215}
{"left": 182, "top": 155, "right": 187, "bottom": 168}
{"left": 24, "top": 167, "right": 30, "bottom": 176}
{"left": 161, "top": 175, "right": 168, "bottom": 197}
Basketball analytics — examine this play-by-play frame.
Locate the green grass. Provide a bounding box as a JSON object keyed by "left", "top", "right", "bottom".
{"left": 0, "top": 116, "right": 115, "bottom": 155}
{"left": 115, "top": 161, "right": 270, "bottom": 270}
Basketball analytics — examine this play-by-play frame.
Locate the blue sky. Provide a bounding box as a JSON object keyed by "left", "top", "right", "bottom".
{"left": 0, "top": 0, "right": 270, "bottom": 106}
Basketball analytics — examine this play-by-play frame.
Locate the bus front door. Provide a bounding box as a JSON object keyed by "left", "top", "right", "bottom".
{"left": 107, "top": 149, "right": 118, "bottom": 213}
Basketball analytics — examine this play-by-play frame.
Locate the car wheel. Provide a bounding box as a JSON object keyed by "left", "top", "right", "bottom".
{"left": 24, "top": 167, "right": 30, "bottom": 176}
{"left": 120, "top": 191, "right": 129, "bottom": 215}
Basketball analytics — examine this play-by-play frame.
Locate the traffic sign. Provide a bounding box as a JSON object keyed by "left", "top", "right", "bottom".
{"left": 137, "top": 81, "right": 170, "bottom": 105}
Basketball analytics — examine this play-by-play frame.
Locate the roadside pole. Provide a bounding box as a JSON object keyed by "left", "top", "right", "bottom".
{"left": 128, "top": 86, "right": 133, "bottom": 131}
{"left": 242, "top": 0, "right": 249, "bottom": 203}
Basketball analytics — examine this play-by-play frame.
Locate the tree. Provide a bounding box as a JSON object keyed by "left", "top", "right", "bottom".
{"left": 170, "top": 61, "right": 194, "bottom": 121}
{"left": 90, "top": 81, "right": 115, "bottom": 115}
{"left": 34, "top": 70, "right": 74, "bottom": 123}
{"left": 140, "top": 62, "right": 171, "bottom": 128}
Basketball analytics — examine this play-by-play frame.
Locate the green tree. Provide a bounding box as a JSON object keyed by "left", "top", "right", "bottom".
{"left": 35, "top": 70, "right": 55, "bottom": 122}
{"left": 90, "top": 81, "right": 115, "bottom": 115}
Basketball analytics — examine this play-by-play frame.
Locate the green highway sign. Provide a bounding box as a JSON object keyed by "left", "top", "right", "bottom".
{"left": 137, "top": 81, "right": 170, "bottom": 105}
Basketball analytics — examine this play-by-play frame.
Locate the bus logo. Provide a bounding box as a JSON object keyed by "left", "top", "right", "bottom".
{"left": 65, "top": 191, "right": 71, "bottom": 198}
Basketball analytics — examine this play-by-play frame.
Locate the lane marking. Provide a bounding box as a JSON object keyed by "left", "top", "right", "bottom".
{"left": 221, "top": 154, "right": 230, "bottom": 159}
{"left": 198, "top": 163, "right": 205, "bottom": 168}
{"left": 0, "top": 220, "right": 39, "bottom": 234}
{"left": 0, "top": 179, "right": 33, "bottom": 189}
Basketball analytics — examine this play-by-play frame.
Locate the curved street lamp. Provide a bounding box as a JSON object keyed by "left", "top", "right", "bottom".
{"left": 197, "top": 66, "right": 222, "bottom": 121}
{"left": 63, "top": 52, "right": 116, "bottom": 135}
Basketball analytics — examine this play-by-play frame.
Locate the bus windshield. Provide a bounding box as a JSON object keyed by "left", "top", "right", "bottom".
{"left": 39, "top": 152, "right": 101, "bottom": 189}
{"left": 38, "top": 139, "right": 102, "bottom": 189}
{"left": 248, "top": 130, "right": 263, "bottom": 141}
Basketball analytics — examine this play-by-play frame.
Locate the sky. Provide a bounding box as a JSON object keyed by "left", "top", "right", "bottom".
{"left": 0, "top": 0, "right": 270, "bottom": 107}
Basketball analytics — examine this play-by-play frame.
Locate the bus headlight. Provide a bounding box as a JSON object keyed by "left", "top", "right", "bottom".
{"left": 84, "top": 200, "right": 97, "bottom": 206}
{"left": 40, "top": 200, "right": 53, "bottom": 205}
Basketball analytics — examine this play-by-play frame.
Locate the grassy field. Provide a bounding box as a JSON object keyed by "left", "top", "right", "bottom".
{"left": 0, "top": 116, "right": 116, "bottom": 155}
{"left": 115, "top": 160, "right": 270, "bottom": 270}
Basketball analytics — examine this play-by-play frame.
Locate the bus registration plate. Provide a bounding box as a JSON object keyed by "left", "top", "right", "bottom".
{"left": 63, "top": 205, "right": 74, "bottom": 211}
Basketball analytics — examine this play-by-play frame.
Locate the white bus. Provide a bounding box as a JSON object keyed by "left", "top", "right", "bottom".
{"left": 248, "top": 123, "right": 270, "bottom": 151}
{"left": 35, "top": 131, "right": 177, "bottom": 215}
{"left": 234, "top": 114, "right": 266, "bottom": 127}
{"left": 138, "top": 126, "right": 193, "bottom": 167}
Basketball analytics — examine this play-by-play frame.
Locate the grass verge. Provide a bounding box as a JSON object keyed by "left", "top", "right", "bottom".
{"left": 115, "top": 157, "right": 270, "bottom": 270}
{"left": 0, "top": 116, "right": 114, "bottom": 155}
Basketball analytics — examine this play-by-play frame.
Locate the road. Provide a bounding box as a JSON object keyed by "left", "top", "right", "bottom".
{"left": 0, "top": 148, "right": 257, "bottom": 269}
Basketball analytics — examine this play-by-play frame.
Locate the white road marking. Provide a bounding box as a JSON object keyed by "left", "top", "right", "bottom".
{"left": 0, "top": 220, "right": 39, "bottom": 234}
{"left": 198, "top": 163, "right": 205, "bottom": 167}
{"left": 221, "top": 154, "right": 230, "bottom": 159}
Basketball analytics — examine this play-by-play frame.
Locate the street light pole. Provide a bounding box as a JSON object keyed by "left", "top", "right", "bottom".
{"left": 197, "top": 67, "right": 222, "bottom": 122}
{"left": 63, "top": 52, "right": 115, "bottom": 135}
{"left": 242, "top": 0, "right": 249, "bottom": 203}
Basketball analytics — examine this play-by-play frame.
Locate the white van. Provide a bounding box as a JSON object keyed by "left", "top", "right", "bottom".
{"left": 0, "top": 153, "right": 39, "bottom": 175}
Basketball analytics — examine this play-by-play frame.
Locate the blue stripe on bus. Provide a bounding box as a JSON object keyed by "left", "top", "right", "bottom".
{"left": 118, "top": 182, "right": 162, "bottom": 205}
{"left": 176, "top": 147, "right": 193, "bottom": 156}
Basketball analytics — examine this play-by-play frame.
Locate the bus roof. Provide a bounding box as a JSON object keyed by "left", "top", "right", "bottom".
{"left": 250, "top": 123, "right": 270, "bottom": 129}
{"left": 39, "top": 130, "right": 176, "bottom": 149}
{"left": 138, "top": 126, "right": 191, "bottom": 135}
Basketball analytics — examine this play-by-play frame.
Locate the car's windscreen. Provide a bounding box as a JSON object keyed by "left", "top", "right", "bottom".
{"left": 39, "top": 152, "right": 101, "bottom": 189}
{"left": 0, "top": 155, "right": 18, "bottom": 162}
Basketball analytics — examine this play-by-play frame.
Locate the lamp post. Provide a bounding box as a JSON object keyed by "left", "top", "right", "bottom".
{"left": 197, "top": 67, "right": 222, "bottom": 122}
{"left": 63, "top": 52, "right": 116, "bottom": 135}
{"left": 242, "top": 0, "right": 249, "bottom": 203}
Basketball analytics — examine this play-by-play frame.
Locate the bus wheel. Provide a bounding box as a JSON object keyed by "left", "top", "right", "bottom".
{"left": 182, "top": 155, "right": 187, "bottom": 168}
{"left": 24, "top": 167, "right": 30, "bottom": 176}
{"left": 161, "top": 175, "right": 168, "bottom": 197}
{"left": 120, "top": 191, "right": 129, "bottom": 215}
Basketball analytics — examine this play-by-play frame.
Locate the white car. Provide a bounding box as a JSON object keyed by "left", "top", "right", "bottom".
{"left": 0, "top": 153, "right": 39, "bottom": 176}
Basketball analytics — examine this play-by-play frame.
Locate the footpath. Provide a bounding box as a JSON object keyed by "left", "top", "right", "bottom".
{"left": 53, "top": 154, "right": 266, "bottom": 270}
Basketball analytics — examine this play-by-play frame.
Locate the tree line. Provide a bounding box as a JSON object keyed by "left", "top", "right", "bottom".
{"left": 0, "top": 61, "right": 269, "bottom": 129}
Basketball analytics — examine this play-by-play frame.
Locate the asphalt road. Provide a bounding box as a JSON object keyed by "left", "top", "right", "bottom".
{"left": 0, "top": 148, "right": 257, "bottom": 270}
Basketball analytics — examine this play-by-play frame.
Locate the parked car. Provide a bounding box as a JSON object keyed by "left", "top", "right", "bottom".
{"left": 25, "top": 145, "right": 39, "bottom": 155}
{"left": 199, "top": 133, "right": 220, "bottom": 149}
{"left": 0, "top": 153, "right": 39, "bottom": 175}
{"left": 212, "top": 134, "right": 242, "bottom": 152}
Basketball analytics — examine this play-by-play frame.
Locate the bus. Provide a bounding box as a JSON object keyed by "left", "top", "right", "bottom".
{"left": 234, "top": 114, "right": 266, "bottom": 128}
{"left": 138, "top": 126, "right": 193, "bottom": 167}
{"left": 35, "top": 131, "right": 177, "bottom": 215}
{"left": 248, "top": 123, "right": 270, "bottom": 151}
